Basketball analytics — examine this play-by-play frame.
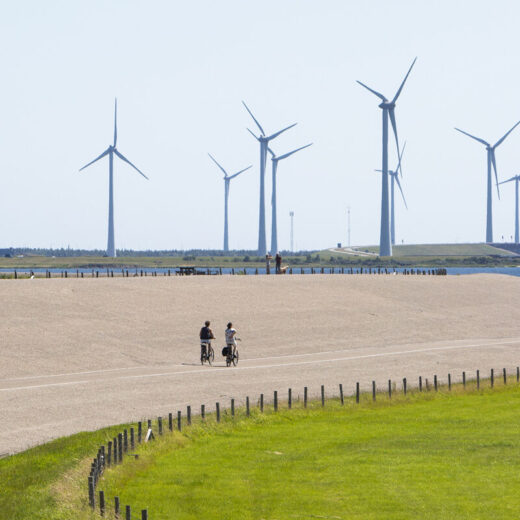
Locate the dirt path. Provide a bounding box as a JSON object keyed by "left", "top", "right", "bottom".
{"left": 1, "top": 274, "right": 519, "bottom": 454}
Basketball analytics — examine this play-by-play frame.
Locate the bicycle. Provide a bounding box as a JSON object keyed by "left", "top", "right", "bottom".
{"left": 223, "top": 338, "right": 240, "bottom": 367}
{"left": 200, "top": 341, "right": 215, "bottom": 366}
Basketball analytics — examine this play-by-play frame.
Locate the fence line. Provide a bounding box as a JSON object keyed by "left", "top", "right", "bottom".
{"left": 87, "top": 363, "right": 517, "bottom": 518}
{"left": 3, "top": 266, "right": 447, "bottom": 280}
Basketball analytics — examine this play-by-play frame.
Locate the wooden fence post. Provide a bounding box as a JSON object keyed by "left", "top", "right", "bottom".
{"left": 107, "top": 441, "right": 112, "bottom": 466}
{"left": 304, "top": 387, "right": 308, "bottom": 408}
{"left": 187, "top": 406, "right": 191, "bottom": 425}
{"left": 130, "top": 428, "right": 134, "bottom": 450}
{"left": 321, "top": 385, "right": 325, "bottom": 406}
{"left": 274, "top": 391, "right": 278, "bottom": 411}
{"left": 99, "top": 490, "right": 105, "bottom": 516}
{"left": 477, "top": 369, "right": 480, "bottom": 389}
{"left": 356, "top": 382, "right": 360, "bottom": 403}
{"left": 216, "top": 403, "right": 220, "bottom": 422}
{"left": 503, "top": 368, "right": 507, "bottom": 384}
{"left": 517, "top": 366, "right": 519, "bottom": 383}
{"left": 88, "top": 476, "right": 95, "bottom": 508}
{"left": 138, "top": 422, "right": 142, "bottom": 444}
{"left": 113, "top": 437, "right": 118, "bottom": 464}
{"left": 231, "top": 399, "right": 235, "bottom": 417}
{"left": 339, "top": 383, "right": 344, "bottom": 405}
{"left": 118, "top": 433, "right": 123, "bottom": 463}
{"left": 403, "top": 378, "right": 407, "bottom": 395}
{"left": 288, "top": 389, "right": 292, "bottom": 409}
{"left": 158, "top": 417, "right": 163, "bottom": 435}
{"left": 124, "top": 430, "right": 128, "bottom": 452}
{"left": 260, "top": 393, "right": 264, "bottom": 412}
{"left": 388, "top": 379, "right": 392, "bottom": 399}
{"left": 448, "top": 373, "right": 451, "bottom": 391}
{"left": 434, "top": 375, "right": 438, "bottom": 391}
{"left": 246, "top": 396, "right": 250, "bottom": 416}
{"left": 201, "top": 405, "right": 205, "bottom": 420}
{"left": 372, "top": 381, "right": 376, "bottom": 401}
{"left": 419, "top": 376, "right": 422, "bottom": 392}
{"left": 125, "top": 505, "right": 131, "bottom": 520}
{"left": 168, "top": 413, "right": 173, "bottom": 432}
{"left": 491, "top": 368, "right": 494, "bottom": 388}
{"left": 463, "top": 371, "right": 466, "bottom": 389}
{"left": 141, "top": 509, "right": 148, "bottom": 520}
{"left": 177, "top": 411, "right": 182, "bottom": 431}
{"left": 114, "top": 496, "right": 120, "bottom": 516}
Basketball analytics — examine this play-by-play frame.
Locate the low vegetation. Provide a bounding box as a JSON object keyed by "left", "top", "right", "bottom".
{"left": 1, "top": 380, "right": 519, "bottom": 519}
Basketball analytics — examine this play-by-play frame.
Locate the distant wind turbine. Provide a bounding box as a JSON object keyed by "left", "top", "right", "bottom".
{"left": 357, "top": 58, "right": 417, "bottom": 257}
{"left": 267, "top": 143, "right": 312, "bottom": 254}
{"left": 208, "top": 153, "right": 252, "bottom": 252}
{"left": 79, "top": 99, "right": 148, "bottom": 258}
{"left": 498, "top": 174, "right": 520, "bottom": 244}
{"left": 242, "top": 101, "right": 296, "bottom": 256}
{"left": 375, "top": 142, "right": 408, "bottom": 245}
{"left": 455, "top": 121, "right": 520, "bottom": 243}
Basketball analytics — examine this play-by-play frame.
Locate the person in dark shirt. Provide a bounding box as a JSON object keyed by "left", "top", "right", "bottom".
{"left": 199, "top": 320, "right": 215, "bottom": 358}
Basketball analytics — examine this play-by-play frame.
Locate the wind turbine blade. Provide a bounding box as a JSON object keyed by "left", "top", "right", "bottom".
{"left": 374, "top": 169, "right": 383, "bottom": 172}
{"left": 395, "top": 175, "right": 408, "bottom": 209}
{"left": 395, "top": 141, "right": 406, "bottom": 177}
{"left": 267, "top": 123, "right": 297, "bottom": 141}
{"left": 389, "top": 107, "right": 400, "bottom": 168}
{"left": 494, "top": 120, "right": 520, "bottom": 148}
{"left": 242, "top": 101, "right": 265, "bottom": 136}
{"left": 208, "top": 153, "right": 228, "bottom": 176}
{"left": 490, "top": 150, "right": 500, "bottom": 199}
{"left": 454, "top": 128, "right": 489, "bottom": 146}
{"left": 391, "top": 57, "right": 417, "bottom": 103}
{"left": 356, "top": 80, "right": 386, "bottom": 101}
{"left": 278, "top": 143, "right": 313, "bottom": 161}
{"left": 113, "top": 98, "right": 118, "bottom": 147}
{"left": 79, "top": 148, "right": 111, "bottom": 171}
{"left": 228, "top": 165, "right": 252, "bottom": 180}
{"left": 498, "top": 175, "right": 518, "bottom": 185}
{"left": 267, "top": 147, "right": 276, "bottom": 158}
{"left": 113, "top": 149, "right": 149, "bottom": 180}
{"left": 247, "top": 128, "right": 260, "bottom": 141}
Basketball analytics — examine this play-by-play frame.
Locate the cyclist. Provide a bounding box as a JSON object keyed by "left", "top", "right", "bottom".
{"left": 225, "top": 322, "right": 237, "bottom": 361}
{"left": 200, "top": 320, "right": 215, "bottom": 359}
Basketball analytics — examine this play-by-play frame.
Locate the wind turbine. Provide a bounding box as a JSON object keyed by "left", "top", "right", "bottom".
{"left": 455, "top": 120, "right": 520, "bottom": 243}
{"left": 498, "top": 174, "right": 520, "bottom": 243}
{"left": 79, "top": 99, "right": 148, "bottom": 257}
{"left": 375, "top": 142, "right": 408, "bottom": 245}
{"left": 267, "top": 143, "right": 312, "bottom": 254}
{"left": 242, "top": 101, "right": 296, "bottom": 256}
{"left": 357, "top": 58, "right": 417, "bottom": 257}
{"left": 208, "top": 153, "right": 252, "bottom": 252}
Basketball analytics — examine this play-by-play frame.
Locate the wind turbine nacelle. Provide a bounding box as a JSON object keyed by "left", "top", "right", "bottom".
{"left": 379, "top": 101, "right": 395, "bottom": 110}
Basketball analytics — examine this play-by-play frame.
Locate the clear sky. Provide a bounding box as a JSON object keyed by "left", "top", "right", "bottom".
{"left": 1, "top": 0, "right": 520, "bottom": 251}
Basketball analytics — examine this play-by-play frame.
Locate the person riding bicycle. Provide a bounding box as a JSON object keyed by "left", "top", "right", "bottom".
{"left": 225, "top": 322, "right": 237, "bottom": 360}
{"left": 200, "top": 321, "right": 215, "bottom": 358}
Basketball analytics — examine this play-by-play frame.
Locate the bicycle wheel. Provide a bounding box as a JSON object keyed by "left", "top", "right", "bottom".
{"left": 209, "top": 346, "right": 215, "bottom": 364}
{"left": 232, "top": 350, "right": 239, "bottom": 366}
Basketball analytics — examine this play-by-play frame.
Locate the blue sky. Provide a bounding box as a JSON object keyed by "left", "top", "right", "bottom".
{"left": 1, "top": 1, "right": 520, "bottom": 251}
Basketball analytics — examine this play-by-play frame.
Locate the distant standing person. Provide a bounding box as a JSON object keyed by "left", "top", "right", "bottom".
{"left": 265, "top": 254, "right": 272, "bottom": 274}
{"left": 275, "top": 252, "right": 282, "bottom": 274}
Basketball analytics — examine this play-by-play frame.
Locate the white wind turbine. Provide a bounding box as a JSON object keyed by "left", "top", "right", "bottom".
{"left": 498, "top": 174, "right": 520, "bottom": 244}
{"left": 208, "top": 153, "right": 252, "bottom": 252}
{"left": 79, "top": 99, "right": 148, "bottom": 258}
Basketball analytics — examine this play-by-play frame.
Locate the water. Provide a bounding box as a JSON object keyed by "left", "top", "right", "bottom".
{"left": 1, "top": 266, "right": 519, "bottom": 276}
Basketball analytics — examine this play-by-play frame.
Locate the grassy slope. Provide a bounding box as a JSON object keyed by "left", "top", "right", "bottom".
{"left": 98, "top": 385, "right": 520, "bottom": 520}
{"left": 357, "top": 243, "right": 516, "bottom": 257}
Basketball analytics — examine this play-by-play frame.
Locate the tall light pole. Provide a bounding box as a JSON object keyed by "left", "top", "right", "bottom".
{"left": 347, "top": 207, "right": 351, "bottom": 248}
{"left": 289, "top": 211, "right": 294, "bottom": 252}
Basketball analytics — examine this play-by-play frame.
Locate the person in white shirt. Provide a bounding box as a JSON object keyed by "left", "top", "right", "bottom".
{"left": 225, "top": 322, "right": 237, "bottom": 357}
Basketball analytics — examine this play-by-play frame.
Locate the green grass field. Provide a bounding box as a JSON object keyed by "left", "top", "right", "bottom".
{"left": 3, "top": 382, "right": 516, "bottom": 519}
{"left": 356, "top": 243, "right": 516, "bottom": 257}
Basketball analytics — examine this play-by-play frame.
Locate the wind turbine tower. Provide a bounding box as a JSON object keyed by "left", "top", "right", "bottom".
{"left": 243, "top": 101, "right": 296, "bottom": 255}
{"left": 375, "top": 142, "right": 408, "bottom": 245}
{"left": 289, "top": 211, "right": 294, "bottom": 252}
{"left": 455, "top": 120, "right": 520, "bottom": 243}
{"left": 498, "top": 174, "right": 520, "bottom": 244}
{"left": 357, "top": 58, "right": 417, "bottom": 257}
{"left": 208, "top": 153, "right": 252, "bottom": 252}
{"left": 267, "top": 143, "right": 312, "bottom": 254}
{"left": 79, "top": 99, "right": 149, "bottom": 257}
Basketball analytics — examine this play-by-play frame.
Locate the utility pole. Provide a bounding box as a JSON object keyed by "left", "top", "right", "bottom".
{"left": 289, "top": 211, "right": 295, "bottom": 252}
{"left": 347, "top": 207, "right": 351, "bottom": 248}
